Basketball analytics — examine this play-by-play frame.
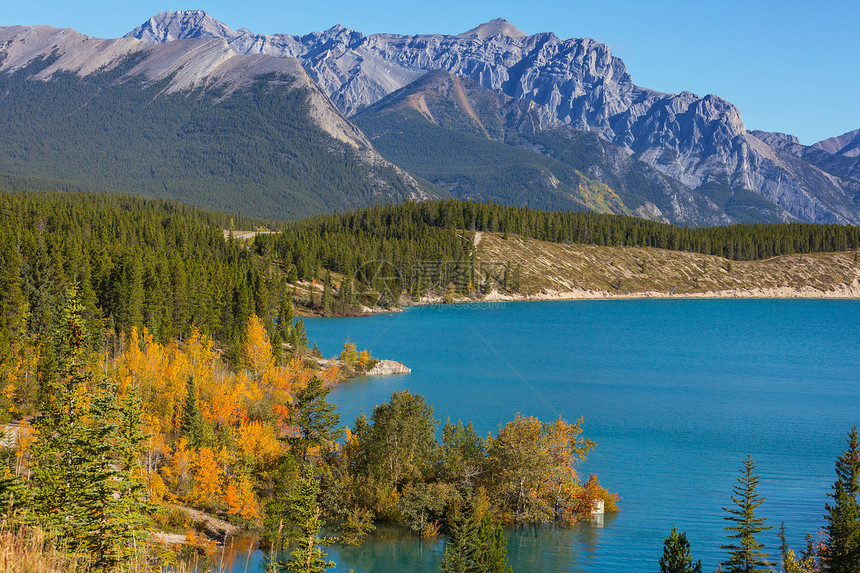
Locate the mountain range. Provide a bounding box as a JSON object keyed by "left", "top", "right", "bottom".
{"left": 0, "top": 10, "right": 858, "bottom": 225}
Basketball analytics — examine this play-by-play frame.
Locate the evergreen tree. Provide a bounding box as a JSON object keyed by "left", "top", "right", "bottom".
{"left": 289, "top": 377, "right": 343, "bottom": 463}
{"left": 291, "top": 318, "right": 308, "bottom": 354}
{"left": 29, "top": 286, "right": 147, "bottom": 569}
{"left": 659, "top": 526, "right": 702, "bottom": 573}
{"left": 779, "top": 522, "right": 791, "bottom": 572}
{"left": 263, "top": 454, "right": 301, "bottom": 551}
{"left": 278, "top": 472, "right": 336, "bottom": 573}
{"left": 278, "top": 290, "right": 294, "bottom": 339}
{"left": 511, "top": 264, "right": 521, "bottom": 293}
{"left": 340, "top": 275, "right": 356, "bottom": 313}
{"left": 823, "top": 427, "right": 860, "bottom": 573}
{"left": 441, "top": 501, "right": 512, "bottom": 573}
{"left": 720, "top": 455, "right": 773, "bottom": 573}
{"left": 441, "top": 502, "right": 481, "bottom": 573}
{"left": 321, "top": 270, "right": 333, "bottom": 316}
{"left": 476, "top": 513, "right": 513, "bottom": 573}
{"left": 180, "top": 375, "right": 203, "bottom": 447}
{"left": 835, "top": 426, "right": 860, "bottom": 496}
{"left": 0, "top": 230, "right": 28, "bottom": 347}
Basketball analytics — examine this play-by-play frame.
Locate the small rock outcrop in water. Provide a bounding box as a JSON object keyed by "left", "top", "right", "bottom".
{"left": 366, "top": 360, "right": 411, "bottom": 375}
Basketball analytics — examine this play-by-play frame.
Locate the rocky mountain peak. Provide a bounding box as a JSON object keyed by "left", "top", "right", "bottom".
{"left": 458, "top": 18, "right": 527, "bottom": 40}
{"left": 814, "top": 128, "right": 860, "bottom": 158}
{"left": 125, "top": 10, "right": 239, "bottom": 43}
{"left": 30, "top": 12, "right": 855, "bottom": 225}
{"left": 749, "top": 130, "right": 802, "bottom": 148}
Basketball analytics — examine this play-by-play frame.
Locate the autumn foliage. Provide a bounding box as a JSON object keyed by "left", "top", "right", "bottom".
{"left": 103, "top": 315, "right": 341, "bottom": 525}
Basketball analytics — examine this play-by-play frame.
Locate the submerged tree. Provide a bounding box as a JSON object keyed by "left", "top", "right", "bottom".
{"left": 720, "top": 455, "right": 773, "bottom": 573}
{"left": 440, "top": 500, "right": 512, "bottom": 573}
{"left": 440, "top": 501, "right": 480, "bottom": 573}
{"left": 659, "top": 526, "right": 702, "bottom": 573}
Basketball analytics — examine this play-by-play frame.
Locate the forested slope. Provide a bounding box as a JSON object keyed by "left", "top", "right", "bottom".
{"left": 0, "top": 53, "right": 421, "bottom": 220}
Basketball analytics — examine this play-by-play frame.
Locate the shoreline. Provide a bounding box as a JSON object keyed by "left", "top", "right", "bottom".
{"left": 406, "top": 279, "right": 860, "bottom": 306}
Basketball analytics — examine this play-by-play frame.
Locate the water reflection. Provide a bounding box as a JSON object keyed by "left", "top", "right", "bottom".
{"left": 505, "top": 515, "right": 616, "bottom": 573}
{"left": 216, "top": 515, "right": 616, "bottom": 573}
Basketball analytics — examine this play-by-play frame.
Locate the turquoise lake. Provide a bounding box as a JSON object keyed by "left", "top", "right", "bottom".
{"left": 230, "top": 299, "right": 860, "bottom": 572}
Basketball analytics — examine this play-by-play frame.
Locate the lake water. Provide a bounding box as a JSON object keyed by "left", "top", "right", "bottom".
{"left": 229, "top": 300, "right": 860, "bottom": 572}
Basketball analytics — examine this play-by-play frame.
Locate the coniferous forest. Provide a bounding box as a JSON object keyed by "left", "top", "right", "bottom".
{"left": 0, "top": 189, "right": 858, "bottom": 572}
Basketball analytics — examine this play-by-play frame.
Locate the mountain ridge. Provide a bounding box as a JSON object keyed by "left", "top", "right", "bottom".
{"left": 0, "top": 12, "right": 857, "bottom": 225}
{"left": 123, "top": 11, "right": 860, "bottom": 225}
{"left": 0, "top": 23, "right": 429, "bottom": 219}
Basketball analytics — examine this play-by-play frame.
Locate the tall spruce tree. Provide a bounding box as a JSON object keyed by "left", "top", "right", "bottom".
{"left": 476, "top": 512, "right": 513, "bottom": 573}
{"left": 660, "top": 526, "right": 702, "bottom": 573}
{"left": 321, "top": 270, "right": 333, "bottom": 316}
{"left": 441, "top": 502, "right": 481, "bottom": 573}
{"left": 278, "top": 472, "right": 336, "bottom": 573}
{"left": 288, "top": 377, "right": 342, "bottom": 463}
{"left": 29, "top": 286, "right": 147, "bottom": 569}
{"left": 180, "top": 375, "right": 203, "bottom": 447}
{"left": 291, "top": 319, "right": 308, "bottom": 354}
{"left": 823, "top": 426, "right": 860, "bottom": 573}
{"left": 720, "top": 455, "right": 773, "bottom": 573}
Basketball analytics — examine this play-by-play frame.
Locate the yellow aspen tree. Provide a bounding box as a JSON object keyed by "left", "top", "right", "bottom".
{"left": 190, "top": 446, "right": 223, "bottom": 506}
{"left": 242, "top": 314, "right": 274, "bottom": 381}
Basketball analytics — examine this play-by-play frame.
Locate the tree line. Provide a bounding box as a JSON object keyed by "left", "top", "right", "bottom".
{"left": 4, "top": 191, "right": 858, "bottom": 369}
{"left": 278, "top": 199, "right": 860, "bottom": 264}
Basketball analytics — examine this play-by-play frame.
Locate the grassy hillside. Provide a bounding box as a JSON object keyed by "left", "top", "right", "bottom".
{"left": 473, "top": 231, "right": 860, "bottom": 297}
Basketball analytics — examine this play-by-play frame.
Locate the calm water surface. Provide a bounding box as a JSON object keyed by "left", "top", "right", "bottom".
{"left": 229, "top": 300, "right": 860, "bottom": 572}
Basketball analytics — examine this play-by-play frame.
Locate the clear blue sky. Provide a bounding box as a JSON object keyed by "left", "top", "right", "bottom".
{"left": 4, "top": 0, "right": 857, "bottom": 145}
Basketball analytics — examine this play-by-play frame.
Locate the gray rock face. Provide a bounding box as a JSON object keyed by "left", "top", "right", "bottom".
{"left": 125, "top": 11, "right": 860, "bottom": 224}
{"left": 814, "top": 128, "right": 860, "bottom": 158}
{"left": 127, "top": 10, "right": 242, "bottom": 43}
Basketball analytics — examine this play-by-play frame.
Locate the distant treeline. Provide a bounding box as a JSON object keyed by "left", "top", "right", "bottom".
{"left": 2, "top": 193, "right": 858, "bottom": 357}
{"left": 272, "top": 200, "right": 860, "bottom": 269}
{"left": 0, "top": 191, "right": 292, "bottom": 363}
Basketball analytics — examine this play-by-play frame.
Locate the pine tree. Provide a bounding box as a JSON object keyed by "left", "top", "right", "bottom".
{"left": 180, "top": 375, "right": 203, "bottom": 447}
{"left": 0, "top": 230, "right": 28, "bottom": 347}
{"left": 660, "top": 526, "right": 702, "bottom": 573}
{"left": 289, "top": 377, "right": 343, "bottom": 463}
{"left": 291, "top": 318, "right": 308, "bottom": 354}
{"left": 441, "top": 501, "right": 511, "bottom": 573}
{"left": 29, "top": 286, "right": 147, "bottom": 569}
{"left": 835, "top": 426, "right": 860, "bottom": 496}
{"left": 441, "top": 502, "right": 481, "bottom": 573}
{"left": 822, "top": 426, "right": 860, "bottom": 573}
{"left": 340, "top": 275, "right": 356, "bottom": 313}
{"left": 321, "top": 270, "right": 333, "bottom": 316}
{"left": 278, "top": 472, "right": 336, "bottom": 573}
{"left": 476, "top": 513, "right": 513, "bottom": 573}
{"left": 720, "top": 455, "right": 773, "bottom": 573}
{"left": 278, "top": 291, "right": 294, "bottom": 339}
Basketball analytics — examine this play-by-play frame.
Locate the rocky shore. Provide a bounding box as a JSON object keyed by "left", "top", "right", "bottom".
{"left": 366, "top": 360, "right": 411, "bottom": 375}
